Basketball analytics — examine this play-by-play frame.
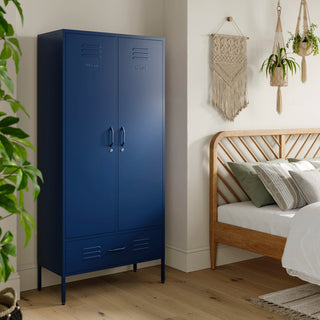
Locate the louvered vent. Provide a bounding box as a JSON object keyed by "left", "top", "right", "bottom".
{"left": 133, "top": 238, "right": 150, "bottom": 251}
{"left": 81, "top": 43, "right": 103, "bottom": 59}
{"left": 82, "top": 245, "right": 102, "bottom": 260}
{"left": 132, "top": 48, "right": 149, "bottom": 60}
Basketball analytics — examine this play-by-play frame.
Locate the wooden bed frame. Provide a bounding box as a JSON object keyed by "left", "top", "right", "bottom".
{"left": 210, "top": 128, "right": 320, "bottom": 269}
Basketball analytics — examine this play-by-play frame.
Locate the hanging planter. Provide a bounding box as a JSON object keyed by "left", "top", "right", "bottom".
{"left": 286, "top": 0, "right": 320, "bottom": 83}
{"left": 260, "top": 1, "right": 299, "bottom": 114}
{"left": 270, "top": 66, "right": 288, "bottom": 87}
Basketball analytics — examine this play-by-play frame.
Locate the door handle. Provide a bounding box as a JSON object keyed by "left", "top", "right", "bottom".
{"left": 108, "top": 127, "right": 114, "bottom": 152}
{"left": 120, "top": 126, "right": 126, "bottom": 151}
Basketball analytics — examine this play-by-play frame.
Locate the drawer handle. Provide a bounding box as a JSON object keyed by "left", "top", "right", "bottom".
{"left": 107, "top": 247, "right": 126, "bottom": 253}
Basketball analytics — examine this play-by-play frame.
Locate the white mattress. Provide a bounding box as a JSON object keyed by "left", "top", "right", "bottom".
{"left": 218, "top": 201, "right": 299, "bottom": 237}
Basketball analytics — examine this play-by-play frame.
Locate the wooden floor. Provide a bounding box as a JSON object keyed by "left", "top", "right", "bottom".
{"left": 20, "top": 257, "right": 305, "bottom": 320}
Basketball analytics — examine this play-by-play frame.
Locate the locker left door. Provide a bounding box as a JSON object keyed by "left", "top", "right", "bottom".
{"left": 65, "top": 32, "right": 117, "bottom": 238}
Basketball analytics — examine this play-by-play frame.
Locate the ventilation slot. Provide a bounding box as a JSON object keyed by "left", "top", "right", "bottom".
{"left": 81, "top": 43, "right": 103, "bottom": 59}
{"left": 82, "top": 245, "right": 102, "bottom": 260}
{"left": 133, "top": 238, "right": 150, "bottom": 251}
{"left": 132, "top": 48, "right": 149, "bottom": 60}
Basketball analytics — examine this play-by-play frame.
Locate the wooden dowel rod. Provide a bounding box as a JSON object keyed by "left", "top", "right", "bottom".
{"left": 210, "top": 33, "right": 249, "bottom": 39}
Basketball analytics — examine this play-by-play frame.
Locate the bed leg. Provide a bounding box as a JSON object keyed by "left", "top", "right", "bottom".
{"left": 211, "top": 241, "right": 218, "bottom": 270}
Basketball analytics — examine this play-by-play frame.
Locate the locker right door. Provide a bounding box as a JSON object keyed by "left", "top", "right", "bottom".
{"left": 118, "top": 37, "right": 164, "bottom": 231}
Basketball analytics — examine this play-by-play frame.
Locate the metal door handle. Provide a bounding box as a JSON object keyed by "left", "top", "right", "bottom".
{"left": 120, "top": 126, "right": 126, "bottom": 147}
{"left": 107, "top": 247, "right": 126, "bottom": 253}
{"left": 108, "top": 127, "right": 114, "bottom": 147}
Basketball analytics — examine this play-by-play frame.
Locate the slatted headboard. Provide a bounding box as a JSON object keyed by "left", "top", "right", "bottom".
{"left": 209, "top": 129, "right": 320, "bottom": 222}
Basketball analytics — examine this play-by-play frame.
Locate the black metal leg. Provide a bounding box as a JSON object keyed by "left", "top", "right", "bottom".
{"left": 61, "top": 276, "right": 66, "bottom": 305}
{"left": 133, "top": 263, "right": 137, "bottom": 272}
{"left": 161, "top": 258, "right": 165, "bottom": 283}
{"left": 37, "top": 265, "right": 42, "bottom": 291}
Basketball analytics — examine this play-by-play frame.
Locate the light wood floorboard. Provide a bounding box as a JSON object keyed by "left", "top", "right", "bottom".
{"left": 20, "top": 257, "right": 305, "bottom": 320}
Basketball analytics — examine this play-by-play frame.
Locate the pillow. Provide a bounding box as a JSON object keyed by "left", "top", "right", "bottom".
{"left": 289, "top": 169, "right": 320, "bottom": 204}
{"left": 253, "top": 161, "right": 315, "bottom": 211}
{"left": 288, "top": 158, "right": 320, "bottom": 168}
{"left": 228, "top": 159, "right": 287, "bottom": 208}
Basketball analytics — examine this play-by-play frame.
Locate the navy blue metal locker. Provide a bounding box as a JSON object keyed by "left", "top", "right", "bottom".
{"left": 37, "top": 30, "right": 165, "bottom": 305}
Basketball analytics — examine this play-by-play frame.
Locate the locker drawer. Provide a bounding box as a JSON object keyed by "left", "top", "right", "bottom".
{"left": 66, "top": 228, "right": 163, "bottom": 275}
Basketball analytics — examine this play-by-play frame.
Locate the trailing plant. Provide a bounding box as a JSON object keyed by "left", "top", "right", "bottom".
{"left": 0, "top": 0, "right": 43, "bottom": 282}
{"left": 287, "top": 23, "right": 320, "bottom": 56}
{"left": 260, "top": 47, "right": 300, "bottom": 79}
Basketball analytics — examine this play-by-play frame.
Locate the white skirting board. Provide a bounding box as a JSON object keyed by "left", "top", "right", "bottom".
{"left": 18, "top": 260, "right": 161, "bottom": 292}
{"left": 165, "top": 244, "right": 261, "bottom": 272}
{"left": 18, "top": 244, "right": 260, "bottom": 291}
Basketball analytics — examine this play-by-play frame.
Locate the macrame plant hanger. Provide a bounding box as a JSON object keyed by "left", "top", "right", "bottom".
{"left": 295, "top": 0, "right": 312, "bottom": 83}
{"left": 271, "top": 0, "right": 288, "bottom": 114}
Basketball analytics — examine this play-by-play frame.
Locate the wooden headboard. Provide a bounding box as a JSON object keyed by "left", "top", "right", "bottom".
{"left": 209, "top": 128, "right": 320, "bottom": 221}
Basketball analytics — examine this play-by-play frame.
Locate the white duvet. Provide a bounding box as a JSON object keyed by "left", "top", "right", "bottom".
{"left": 282, "top": 202, "right": 320, "bottom": 285}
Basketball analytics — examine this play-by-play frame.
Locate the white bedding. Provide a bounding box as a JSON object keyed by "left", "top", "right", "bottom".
{"left": 282, "top": 202, "right": 320, "bottom": 285}
{"left": 218, "top": 201, "right": 298, "bottom": 237}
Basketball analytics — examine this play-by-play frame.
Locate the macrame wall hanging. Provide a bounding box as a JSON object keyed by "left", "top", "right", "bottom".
{"left": 211, "top": 17, "right": 249, "bottom": 121}
{"left": 294, "top": 0, "right": 313, "bottom": 83}
{"left": 271, "top": 1, "right": 287, "bottom": 114}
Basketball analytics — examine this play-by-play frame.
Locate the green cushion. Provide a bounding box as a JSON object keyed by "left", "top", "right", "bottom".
{"left": 228, "top": 159, "right": 287, "bottom": 208}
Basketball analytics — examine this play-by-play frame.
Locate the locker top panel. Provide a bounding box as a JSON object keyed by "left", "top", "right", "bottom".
{"left": 38, "top": 29, "right": 165, "bottom": 42}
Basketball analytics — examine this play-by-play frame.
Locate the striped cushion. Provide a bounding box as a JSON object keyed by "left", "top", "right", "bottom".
{"left": 253, "top": 161, "right": 315, "bottom": 211}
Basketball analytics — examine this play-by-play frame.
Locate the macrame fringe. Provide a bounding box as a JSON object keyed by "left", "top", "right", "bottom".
{"left": 251, "top": 298, "right": 319, "bottom": 320}
{"left": 212, "top": 70, "right": 248, "bottom": 121}
{"left": 301, "top": 55, "right": 307, "bottom": 83}
{"left": 277, "top": 86, "right": 282, "bottom": 114}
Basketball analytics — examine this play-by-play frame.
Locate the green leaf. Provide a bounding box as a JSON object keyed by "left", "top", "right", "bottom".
{"left": 0, "top": 134, "right": 13, "bottom": 159}
{"left": 0, "top": 70, "right": 13, "bottom": 93}
{"left": 8, "top": 38, "right": 21, "bottom": 55}
{"left": 17, "top": 171, "right": 28, "bottom": 190}
{"left": 12, "top": 138, "right": 35, "bottom": 151}
{"left": 0, "top": 251, "right": 12, "bottom": 282}
{"left": 6, "top": 24, "right": 13, "bottom": 37}
{"left": 0, "top": 15, "right": 8, "bottom": 34}
{"left": 25, "top": 171, "right": 40, "bottom": 199}
{"left": 13, "top": 142, "right": 27, "bottom": 161}
{"left": 3, "top": 0, "right": 9, "bottom": 6}
{"left": 12, "top": 49, "right": 18, "bottom": 74}
{"left": 0, "top": 116, "right": 19, "bottom": 127}
{"left": 0, "top": 195, "right": 19, "bottom": 213}
{"left": 0, "top": 42, "right": 11, "bottom": 59}
{"left": 9, "top": 101, "right": 29, "bottom": 117}
{"left": 0, "top": 184, "right": 15, "bottom": 195}
{"left": 0, "top": 231, "right": 13, "bottom": 244}
{"left": 0, "top": 127, "right": 29, "bottom": 138}
{"left": 20, "top": 211, "right": 34, "bottom": 247}
{"left": 25, "top": 165, "right": 43, "bottom": 182}
{"left": 2, "top": 244, "right": 16, "bottom": 257}
{"left": 12, "top": 0, "right": 23, "bottom": 24}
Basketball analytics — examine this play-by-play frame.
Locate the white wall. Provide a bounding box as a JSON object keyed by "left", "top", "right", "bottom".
{"left": 163, "top": 0, "right": 189, "bottom": 271}
{"left": 14, "top": 0, "right": 320, "bottom": 290}
{"left": 185, "top": 0, "right": 320, "bottom": 271}
{"left": 16, "top": 0, "right": 164, "bottom": 291}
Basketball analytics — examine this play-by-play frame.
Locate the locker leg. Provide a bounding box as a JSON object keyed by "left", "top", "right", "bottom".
{"left": 133, "top": 263, "right": 137, "bottom": 272}
{"left": 61, "top": 276, "right": 66, "bottom": 305}
{"left": 37, "top": 265, "right": 42, "bottom": 291}
{"left": 161, "top": 258, "right": 165, "bottom": 283}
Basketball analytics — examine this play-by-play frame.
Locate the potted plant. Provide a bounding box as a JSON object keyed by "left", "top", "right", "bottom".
{"left": 260, "top": 46, "right": 299, "bottom": 87}
{"left": 287, "top": 24, "right": 320, "bottom": 57}
{"left": 0, "top": 0, "right": 43, "bottom": 318}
